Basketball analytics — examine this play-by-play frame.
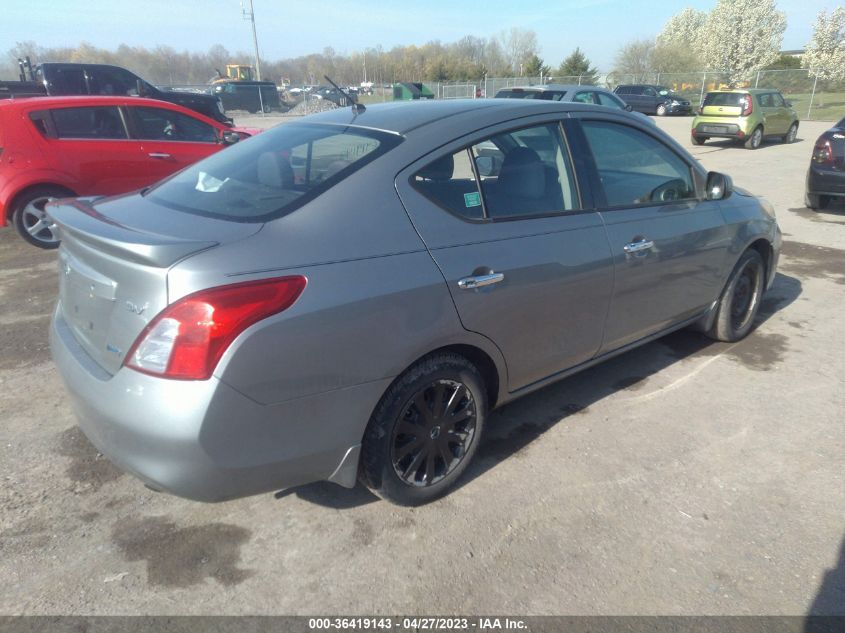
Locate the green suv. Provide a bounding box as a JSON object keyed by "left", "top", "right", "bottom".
{"left": 691, "top": 89, "right": 799, "bottom": 149}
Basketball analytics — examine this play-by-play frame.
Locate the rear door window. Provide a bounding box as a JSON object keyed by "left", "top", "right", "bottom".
{"left": 51, "top": 106, "right": 128, "bottom": 139}
{"left": 87, "top": 66, "right": 139, "bottom": 96}
{"left": 413, "top": 123, "right": 579, "bottom": 220}
{"left": 581, "top": 120, "right": 695, "bottom": 207}
{"left": 573, "top": 91, "right": 597, "bottom": 104}
{"left": 46, "top": 67, "right": 88, "bottom": 95}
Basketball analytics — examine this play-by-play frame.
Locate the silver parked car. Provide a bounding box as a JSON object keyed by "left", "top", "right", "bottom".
{"left": 49, "top": 100, "right": 781, "bottom": 505}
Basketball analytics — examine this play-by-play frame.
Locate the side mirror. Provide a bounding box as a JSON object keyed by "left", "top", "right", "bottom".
{"left": 625, "top": 104, "right": 633, "bottom": 112}
{"left": 706, "top": 171, "right": 732, "bottom": 201}
{"left": 221, "top": 130, "right": 241, "bottom": 145}
{"left": 785, "top": 100, "right": 792, "bottom": 107}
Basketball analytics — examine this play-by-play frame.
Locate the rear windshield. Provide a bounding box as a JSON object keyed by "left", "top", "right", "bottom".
{"left": 146, "top": 123, "right": 401, "bottom": 222}
{"left": 703, "top": 93, "right": 746, "bottom": 107}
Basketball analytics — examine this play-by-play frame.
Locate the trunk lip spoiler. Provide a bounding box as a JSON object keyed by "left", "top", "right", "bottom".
{"left": 47, "top": 198, "right": 220, "bottom": 268}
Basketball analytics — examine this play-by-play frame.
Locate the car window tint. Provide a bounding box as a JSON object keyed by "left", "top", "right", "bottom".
{"left": 644, "top": 87, "right": 657, "bottom": 97}
{"left": 477, "top": 124, "right": 578, "bottom": 218}
{"left": 89, "top": 67, "right": 137, "bottom": 96}
{"left": 596, "top": 92, "right": 625, "bottom": 109}
{"left": 616, "top": 86, "right": 630, "bottom": 95}
{"left": 703, "top": 92, "right": 745, "bottom": 107}
{"left": 573, "top": 91, "right": 597, "bottom": 104}
{"left": 52, "top": 106, "right": 127, "bottom": 139}
{"left": 47, "top": 67, "right": 87, "bottom": 95}
{"left": 759, "top": 93, "right": 773, "bottom": 107}
{"left": 413, "top": 149, "right": 484, "bottom": 219}
{"left": 771, "top": 93, "right": 785, "bottom": 107}
{"left": 148, "top": 123, "right": 399, "bottom": 222}
{"left": 133, "top": 107, "right": 216, "bottom": 143}
{"left": 581, "top": 120, "right": 695, "bottom": 208}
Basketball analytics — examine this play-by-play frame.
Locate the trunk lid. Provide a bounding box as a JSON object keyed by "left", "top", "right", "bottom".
{"left": 48, "top": 193, "right": 262, "bottom": 375}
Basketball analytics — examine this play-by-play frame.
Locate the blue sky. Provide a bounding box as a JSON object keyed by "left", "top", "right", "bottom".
{"left": 2, "top": 0, "right": 840, "bottom": 71}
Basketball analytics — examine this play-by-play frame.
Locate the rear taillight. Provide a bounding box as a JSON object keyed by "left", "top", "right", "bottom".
{"left": 741, "top": 94, "right": 753, "bottom": 117}
{"left": 124, "top": 276, "right": 307, "bottom": 380}
{"left": 813, "top": 139, "right": 834, "bottom": 164}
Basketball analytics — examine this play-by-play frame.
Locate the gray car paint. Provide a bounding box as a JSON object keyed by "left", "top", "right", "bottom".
{"left": 49, "top": 100, "right": 780, "bottom": 502}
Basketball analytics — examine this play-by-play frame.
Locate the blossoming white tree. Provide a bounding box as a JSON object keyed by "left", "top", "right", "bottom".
{"left": 804, "top": 7, "right": 845, "bottom": 82}
{"left": 701, "top": 0, "right": 786, "bottom": 85}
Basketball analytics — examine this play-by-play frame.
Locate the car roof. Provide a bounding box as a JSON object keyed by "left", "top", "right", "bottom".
{"left": 293, "top": 99, "right": 609, "bottom": 136}
{"left": 499, "top": 84, "right": 612, "bottom": 92}
{"left": 0, "top": 95, "right": 199, "bottom": 111}
{"left": 706, "top": 89, "right": 777, "bottom": 94}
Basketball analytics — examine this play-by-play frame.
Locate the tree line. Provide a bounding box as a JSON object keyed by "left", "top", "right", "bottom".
{"left": 4, "top": 2, "right": 843, "bottom": 88}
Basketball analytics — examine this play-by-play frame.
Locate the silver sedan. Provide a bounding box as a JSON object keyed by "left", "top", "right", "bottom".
{"left": 49, "top": 99, "right": 780, "bottom": 505}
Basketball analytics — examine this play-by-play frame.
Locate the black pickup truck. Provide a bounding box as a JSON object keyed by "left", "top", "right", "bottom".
{"left": 1, "top": 60, "right": 231, "bottom": 124}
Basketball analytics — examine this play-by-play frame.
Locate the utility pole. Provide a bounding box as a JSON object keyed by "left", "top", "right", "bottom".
{"left": 242, "top": 0, "right": 262, "bottom": 80}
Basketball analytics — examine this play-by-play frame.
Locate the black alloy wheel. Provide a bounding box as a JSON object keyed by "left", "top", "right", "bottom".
{"left": 391, "top": 379, "right": 477, "bottom": 487}
{"left": 360, "top": 353, "right": 487, "bottom": 505}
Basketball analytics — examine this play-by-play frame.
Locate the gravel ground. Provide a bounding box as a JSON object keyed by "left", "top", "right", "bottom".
{"left": 0, "top": 112, "right": 843, "bottom": 616}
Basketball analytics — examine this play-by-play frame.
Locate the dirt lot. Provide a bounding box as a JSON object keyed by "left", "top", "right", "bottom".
{"left": 0, "top": 114, "right": 843, "bottom": 616}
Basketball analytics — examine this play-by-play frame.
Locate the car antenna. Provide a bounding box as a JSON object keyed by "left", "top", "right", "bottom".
{"left": 323, "top": 75, "right": 365, "bottom": 113}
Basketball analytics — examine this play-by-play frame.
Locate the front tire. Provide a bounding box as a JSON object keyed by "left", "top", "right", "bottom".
{"left": 656, "top": 104, "right": 668, "bottom": 116}
{"left": 707, "top": 249, "right": 765, "bottom": 342}
{"left": 744, "top": 126, "right": 763, "bottom": 150}
{"left": 11, "top": 186, "right": 73, "bottom": 249}
{"left": 360, "top": 353, "right": 487, "bottom": 506}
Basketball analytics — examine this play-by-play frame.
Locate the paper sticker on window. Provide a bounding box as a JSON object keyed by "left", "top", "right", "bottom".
{"left": 464, "top": 192, "right": 481, "bottom": 208}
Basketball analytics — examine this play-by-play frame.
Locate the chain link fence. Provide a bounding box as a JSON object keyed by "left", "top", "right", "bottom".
{"left": 476, "top": 69, "right": 844, "bottom": 121}
{"left": 163, "top": 69, "right": 845, "bottom": 121}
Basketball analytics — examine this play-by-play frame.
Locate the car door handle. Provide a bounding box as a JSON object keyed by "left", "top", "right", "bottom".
{"left": 458, "top": 272, "right": 505, "bottom": 290}
{"left": 148, "top": 152, "right": 172, "bottom": 159}
{"left": 623, "top": 239, "right": 655, "bottom": 254}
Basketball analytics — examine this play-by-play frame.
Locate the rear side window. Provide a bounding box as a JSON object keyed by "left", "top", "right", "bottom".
{"left": 147, "top": 123, "right": 401, "bottom": 222}
{"left": 573, "top": 91, "right": 597, "bottom": 104}
{"left": 615, "top": 86, "right": 630, "bottom": 95}
{"left": 87, "top": 66, "right": 139, "bottom": 96}
{"left": 581, "top": 120, "right": 695, "bottom": 208}
{"left": 413, "top": 123, "right": 579, "bottom": 220}
{"left": 131, "top": 106, "right": 216, "bottom": 143}
{"left": 45, "top": 67, "right": 87, "bottom": 94}
{"left": 51, "top": 107, "right": 127, "bottom": 139}
{"left": 595, "top": 92, "right": 626, "bottom": 109}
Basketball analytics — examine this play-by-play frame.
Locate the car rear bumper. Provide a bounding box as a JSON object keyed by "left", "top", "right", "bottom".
{"left": 50, "top": 303, "right": 388, "bottom": 501}
{"left": 693, "top": 122, "right": 743, "bottom": 139}
{"left": 806, "top": 165, "right": 845, "bottom": 196}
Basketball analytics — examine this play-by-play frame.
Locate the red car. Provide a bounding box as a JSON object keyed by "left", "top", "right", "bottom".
{"left": 0, "top": 95, "right": 259, "bottom": 248}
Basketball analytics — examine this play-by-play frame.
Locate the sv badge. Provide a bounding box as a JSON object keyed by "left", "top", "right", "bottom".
{"left": 125, "top": 300, "right": 149, "bottom": 316}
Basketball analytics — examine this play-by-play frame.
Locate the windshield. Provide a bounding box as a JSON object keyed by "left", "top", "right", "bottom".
{"left": 146, "top": 123, "right": 402, "bottom": 222}
{"left": 656, "top": 86, "right": 674, "bottom": 96}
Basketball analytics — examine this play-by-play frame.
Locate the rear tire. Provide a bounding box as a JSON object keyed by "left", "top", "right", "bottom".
{"left": 11, "top": 185, "right": 73, "bottom": 249}
{"left": 783, "top": 123, "right": 798, "bottom": 144}
{"left": 805, "top": 192, "right": 829, "bottom": 210}
{"left": 706, "top": 249, "right": 765, "bottom": 342}
{"left": 691, "top": 135, "right": 707, "bottom": 146}
{"left": 744, "top": 126, "right": 763, "bottom": 150}
{"left": 360, "top": 353, "right": 487, "bottom": 506}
